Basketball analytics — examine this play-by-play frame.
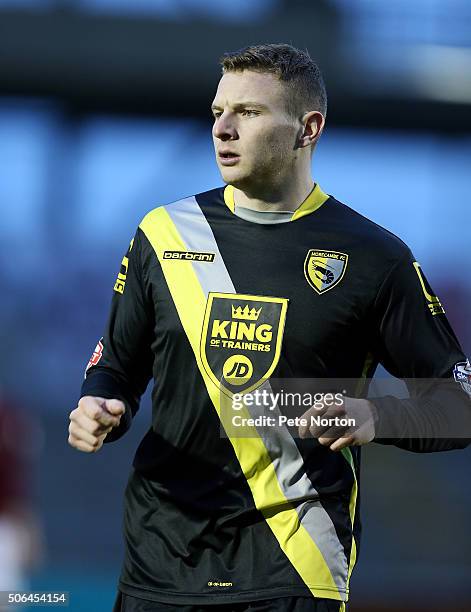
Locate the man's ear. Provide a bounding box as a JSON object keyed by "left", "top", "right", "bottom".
{"left": 299, "top": 111, "right": 325, "bottom": 148}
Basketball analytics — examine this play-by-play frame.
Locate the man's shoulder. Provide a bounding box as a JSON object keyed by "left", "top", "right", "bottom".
{"left": 139, "top": 186, "right": 224, "bottom": 225}
{"left": 327, "top": 194, "right": 412, "bottom": 261}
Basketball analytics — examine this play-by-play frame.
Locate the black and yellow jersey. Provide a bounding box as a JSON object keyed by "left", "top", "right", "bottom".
{"left": 80, "top": 183, "right": 470, "bottom": 606}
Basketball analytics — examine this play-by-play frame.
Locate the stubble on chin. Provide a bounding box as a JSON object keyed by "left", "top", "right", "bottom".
{"left": 218, "top": 162, "right": 248, "bottom": 188}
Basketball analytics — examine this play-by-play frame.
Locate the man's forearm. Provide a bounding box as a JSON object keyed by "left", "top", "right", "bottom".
{"left": 371, "top": 384, "right": 471, "bottom": 452}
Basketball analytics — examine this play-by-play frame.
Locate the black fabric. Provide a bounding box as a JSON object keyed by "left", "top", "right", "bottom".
{"left": 113, "top": 591, "right": 345, "bottom": 612}
{"left": 79, "top": 186, "right": 470, "bottom": 605}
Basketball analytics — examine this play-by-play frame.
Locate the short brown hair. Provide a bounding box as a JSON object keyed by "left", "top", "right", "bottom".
{"left": 219, "top": 43, "right": 327, "bottom": 119}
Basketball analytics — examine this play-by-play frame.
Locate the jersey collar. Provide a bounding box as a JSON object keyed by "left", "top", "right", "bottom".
{"left": 223, "top": 183, "right": 329, "bottom": 221}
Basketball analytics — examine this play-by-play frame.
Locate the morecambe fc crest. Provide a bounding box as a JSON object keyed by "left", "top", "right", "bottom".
{"left": 304, "top": 249, "right": 348, "bottom": 295}
{"left": 200, "top": 292, "right": 288, "bottom": 396}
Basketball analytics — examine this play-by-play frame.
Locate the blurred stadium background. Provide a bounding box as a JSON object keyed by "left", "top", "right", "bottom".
{"left": 0, "top": 0, "right": 470, "bottom": 610}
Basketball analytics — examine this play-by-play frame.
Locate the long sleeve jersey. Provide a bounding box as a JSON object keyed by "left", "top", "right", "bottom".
{"left": 80, "top": 183, "right": 470, "bottom": 606}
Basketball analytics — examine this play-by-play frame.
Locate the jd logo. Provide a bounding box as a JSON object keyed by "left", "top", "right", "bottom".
{"left": 222, "top": 354, "right": 254, "bottom": 384}
{"left": 201, "top": 293, "right": 288, "bottom": 396}
{"left": 304, "top": 249, "right": 348, "bottom": 295}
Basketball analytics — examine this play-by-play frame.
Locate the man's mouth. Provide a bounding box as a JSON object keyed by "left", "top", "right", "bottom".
{"left": 219, "top": 152, "right": 240, "bottom": 165}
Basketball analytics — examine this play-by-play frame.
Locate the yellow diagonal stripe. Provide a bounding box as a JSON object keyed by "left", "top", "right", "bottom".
{"left": 140, "top": 206, "right": 344, "bottom": 600}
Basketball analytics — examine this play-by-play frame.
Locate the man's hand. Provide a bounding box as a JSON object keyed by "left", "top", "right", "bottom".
{"left": 298, "top": 396, "right": 377, "bottom": 452}
{"left": 68, "top": 396, "right": 125, "bottom": 453}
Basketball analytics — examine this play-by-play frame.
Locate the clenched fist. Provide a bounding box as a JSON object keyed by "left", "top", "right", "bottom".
{"left": 68, "top": 396, "right": 125, "bottom": 453}
{"left": 298, "top": 396, "right": 377, "bottom": 452}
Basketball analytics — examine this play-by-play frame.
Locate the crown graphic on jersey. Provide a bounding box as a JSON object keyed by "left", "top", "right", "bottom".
{"left": 231, "top": 305, "right": 262, "bottom": 321}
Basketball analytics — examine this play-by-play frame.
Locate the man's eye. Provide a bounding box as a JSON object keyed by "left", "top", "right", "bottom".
{"left": 241, "top": 109, "right": 259, "bottom": 116}
{"left": 212, "top": 111, "right": 222, "bottom": 119}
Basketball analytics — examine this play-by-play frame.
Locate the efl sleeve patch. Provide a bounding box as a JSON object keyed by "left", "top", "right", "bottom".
{"left": 85, "top": 338, "right": 104, "bottom": 377}
{"left": 453, "top": 360, "right": 471, "bottom": 397}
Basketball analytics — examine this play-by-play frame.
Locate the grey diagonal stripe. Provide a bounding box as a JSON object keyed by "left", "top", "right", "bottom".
{"left": 164, "top": 196, "right": 349, "bottom": 597}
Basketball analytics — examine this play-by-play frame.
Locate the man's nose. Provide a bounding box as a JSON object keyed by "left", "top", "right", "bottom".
{"left": 213, "top": 114, "right": 237, "bottom": 141}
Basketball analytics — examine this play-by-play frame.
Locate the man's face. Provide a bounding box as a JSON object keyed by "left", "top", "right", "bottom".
{"left": 211, "top": 70, "right": 301, "bottom": 191}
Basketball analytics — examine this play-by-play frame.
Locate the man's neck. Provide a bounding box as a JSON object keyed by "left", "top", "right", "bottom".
{"left": 232, "top": 178, "right": 316, "bottom": 213}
